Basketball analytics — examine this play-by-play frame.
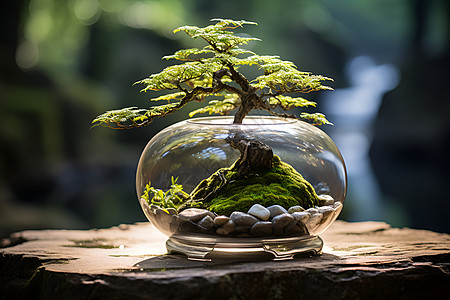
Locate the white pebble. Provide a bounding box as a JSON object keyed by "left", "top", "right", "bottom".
{"left": 267, "top": 205, "right": 288, "bottom": 218}
{"left": 288, "top": 206, "right": 305, "bottom": 214}
{"left": 306, "top": 208, "right": 319, "bottom": 215}
{"left": 248, "top": 204, "right": 270, "bottom": 221}
{"left": 318, "top": 194, "right": 335, "bottom": 206}
{"left": 291, "top": 211, "right": 310, "bottom": 223}
{"left": 179, "top": 208, "right": 215, "bottom": 222}
{"left": 230, "top": 212, "right": 259, "bottom": 226}
{"left": 317, "top": 206, "right": 334, "bottom": 218}
{"left": 272, "top": 213, "right": 295, "bottom": 227}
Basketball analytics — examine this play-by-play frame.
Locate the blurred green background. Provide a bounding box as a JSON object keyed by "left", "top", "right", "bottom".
{"left": 1, "top": 0, "right": 449, "bottom": 238}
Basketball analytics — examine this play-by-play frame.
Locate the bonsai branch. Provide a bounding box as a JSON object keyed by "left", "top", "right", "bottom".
{"left": 227, "top": 64, "right": 251, "bottom": 92}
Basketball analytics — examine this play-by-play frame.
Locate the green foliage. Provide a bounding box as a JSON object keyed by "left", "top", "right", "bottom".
{"left": 188, "top": 93, "right": 239, "bottom": 117}
{"left": 92, "top": 104, "right": 180, "bottom": 129}
{"left": 299, "top": 112, "right": 333, "bottom": 126}
{"left": 173, "top": 18, "right": 260, "bottom": 53}
{"left": 92, "top": 18, "right": 333, "bottom": 129}
{"left": 268, "top": 95, "right": 316, "bottom": 110}
{"left": 141, "top": 177, "right": 189, "bottom": 210}
{"left": 249, "top": 55, "right": 333, "bottom": 94}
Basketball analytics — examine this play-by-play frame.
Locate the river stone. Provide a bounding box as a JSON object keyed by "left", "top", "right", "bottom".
{"left": 235, "top": 225, "right": 252, "bottom": 233}
{"left": 267, "top": 205, "right": 288, "bottom": 218}
{"left": 178, "top": 220, "right": 199, "bottom": 233}
{"left": 315, "top": 217, "right": 335, "bottom": 234}
{"left": 297, "top": 221, "right": 310, "bottom": 235}
{"left": 222, "top": 219, "right": 235, "bottom": 230}
{"left": 318, "top": 194, "right": 335, "bottom": 206}
{"left": 306, "top": 208, "right": 319, "bottom": 215}
{"left": 216, "top": 228, "right": 228, "bottom": 235}
{"left": 284, "top": 222, "right": 309, "bottom": 236}
{"left": 272, "top": 213, "right": 295, "bottom": 227}
{"left": 230, "top": 212, "right": 259, "bottom": 226}
{"left": 316, "top": 206, "right": 339, "bottom": 232}
{"left": 291, "top": 211, "right": 310, "bottom": 224}
{"left": 197, "top": 215, "right": 214, "bottom": 230}
{"left": 307, "top": 213, "right": 323, "bottom": 232}
{"left": 288, "top": 205, "right": 305, "bottom": 214}
{"left": 216, "top": 220, "right": 235, "bottom": 235}
{"left": 214, "top": 215, "right": 231, "bottom": 226}
{"left": 272, "top": 213, "right": 295, "bottom": 235}
{"left": 249, "top": 221, "right": 273, "bottom": 236}
{"left": 179, "top": 208, "right": 215, "bottom": 222}
{"left": 247, "top": 204, "right": 270, "bottom": 221}
{"left": 317, "top": 206, "right": 334, "bottom": 219}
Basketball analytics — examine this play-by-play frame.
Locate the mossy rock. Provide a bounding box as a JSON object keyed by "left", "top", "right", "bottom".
{"left": 181, "top": 155, "right": 319, "bottom": 216}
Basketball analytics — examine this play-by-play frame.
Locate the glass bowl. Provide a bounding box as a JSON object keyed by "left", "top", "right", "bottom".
{"left": 136, "top": 116, "right": 347, "bottom": 260}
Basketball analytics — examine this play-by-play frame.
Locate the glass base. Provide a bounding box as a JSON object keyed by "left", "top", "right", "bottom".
{"left": 166, "top": 233, "right": 323, "bottom": 261}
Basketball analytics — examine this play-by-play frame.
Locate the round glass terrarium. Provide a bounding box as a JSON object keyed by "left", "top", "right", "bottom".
{"left": 136, "top": 116, "right": 347, "bottom": 260}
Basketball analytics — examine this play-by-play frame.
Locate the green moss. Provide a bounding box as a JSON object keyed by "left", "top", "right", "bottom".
{"left": 182, "top": 155, "right": 319, "bottom": 216}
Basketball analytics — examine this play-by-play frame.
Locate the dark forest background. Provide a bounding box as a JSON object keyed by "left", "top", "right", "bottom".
{"left": 1, "top": 0, "right": 449, "bottom": 238}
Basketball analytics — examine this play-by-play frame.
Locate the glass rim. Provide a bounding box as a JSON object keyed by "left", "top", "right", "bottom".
{"left": 186, "top": 116, "right": 297, "bottom": 126}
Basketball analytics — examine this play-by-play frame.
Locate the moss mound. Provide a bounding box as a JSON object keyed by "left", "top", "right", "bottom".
{"left": 181, "top": 155, "right": 319, "bottom": 216}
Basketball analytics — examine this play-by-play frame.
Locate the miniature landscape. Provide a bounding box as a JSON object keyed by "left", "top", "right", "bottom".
{"left": 93, "top": 19, "right": 340, "bottom": 239}
{"left": 140, "top": 152, "right": 343, "bottom": 237}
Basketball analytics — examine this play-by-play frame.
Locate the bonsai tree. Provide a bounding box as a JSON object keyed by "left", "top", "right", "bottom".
{"left": 93, "top": 19, "right": 334, "bottom": 216}
{"left": 92, "top": 18, "right": 332, "bottom": 129}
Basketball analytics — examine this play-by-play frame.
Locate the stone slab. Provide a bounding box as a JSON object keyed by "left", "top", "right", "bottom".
{"left": 1, "top": 221, "right": 449, "bottom": 299}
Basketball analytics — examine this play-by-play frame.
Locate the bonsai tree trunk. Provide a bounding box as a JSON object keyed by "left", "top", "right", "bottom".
{"left": 233, "top": 93, "right": 256, "bottom": 124}
{"left": 186, "top": 132, "right": 273, "bottom": 206}
{"left": 226, "top": 132, "right": 273, "bottom": 176}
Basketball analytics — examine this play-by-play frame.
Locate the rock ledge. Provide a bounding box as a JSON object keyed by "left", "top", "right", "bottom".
{"left": 1, "top": 221, "right": 449, "bottom": 300}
